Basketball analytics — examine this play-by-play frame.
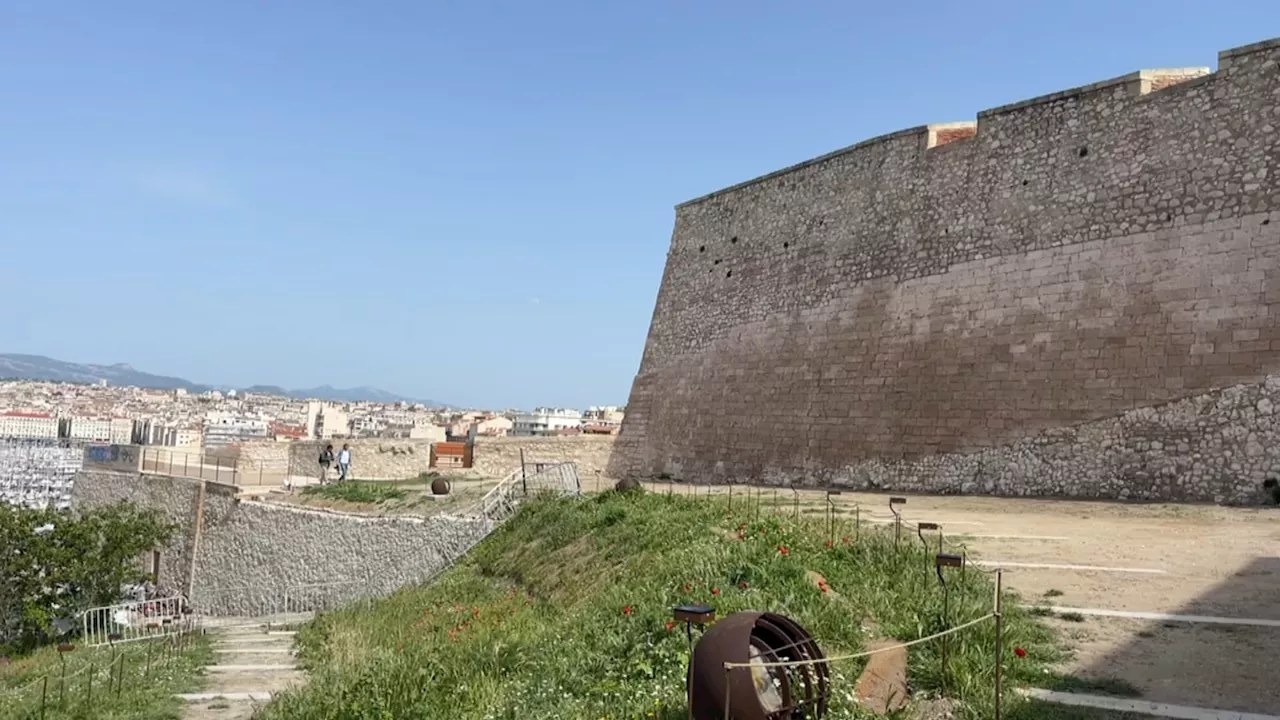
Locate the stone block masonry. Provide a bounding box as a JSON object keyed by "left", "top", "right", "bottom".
{"left": 611, "top": 38, "right": 1280, "bottom": 505}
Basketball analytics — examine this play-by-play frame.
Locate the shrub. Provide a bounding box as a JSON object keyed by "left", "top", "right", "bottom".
{"left": 0, "top": 503, "right": 174, "bottom": 654}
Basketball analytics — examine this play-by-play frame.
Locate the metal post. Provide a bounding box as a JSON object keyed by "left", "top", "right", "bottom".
{"left": 728, "top": 483, "right": 733, "bottom": 512}
{"left": 855, "top": 505, "right": 860, "bottom": 541}
{"left": 994, "top": 569, "right": 1004, "bottom": 720}
{"left": 86, "top": 662, "right": 93, "bottom": 707}
{"left": 215, "top": 456, "right": 221, "bottom": 484}
{"left": 772, "top": 488, "right": 778, "bottom": 515}
{"left": 183, "top": 453, "right": 188, "bottom": 477}
{"left": 889, "top": 497, "right": 906, "bottom": 547}
{"left": 40, "top": 676, "right": 47, "bottom": 719}
{"left": 754, "top": 487, "right": 760, "bottom": 522}
{"left": 791, "top": 487, "right": 799, "bottom": 520}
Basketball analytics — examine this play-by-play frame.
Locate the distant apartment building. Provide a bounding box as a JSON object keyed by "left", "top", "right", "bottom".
{"left": 109, "top": 418, "right": 133, "bottom": 444}
{"left": 137, "top": 420, "right": 202, "bottom": 448}
{"left": 511, "top": 408, "right": 583, "bottom": 437}
{"left": 408, "top": 424, "right": 447, "bottom": 442}
{"left": 66, "top": 417, "right": 113, "bottom": 442}
{"left": 476, "top": 415, "right": 513, "bottom": 437}
{"left": 0, "top": 411, "right": 58, "bottom": 440}
{"left": 583, "top": 406, "right": 625, "bottom": 426}
{"left": 203, "top": 417, "right": 270, "bottom": 449}
{"left": 270, "top": 423, "right": 307, "bottom": 442}
{"left": 305, "top": 402, "right": 350, "bottom": 440}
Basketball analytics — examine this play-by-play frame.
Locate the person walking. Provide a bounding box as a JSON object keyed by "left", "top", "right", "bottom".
{"left": 318, "top": 444, "right": 335, "bottom": 485}
{"left": 337, "top": 444, "right": 352, "bottom": 482}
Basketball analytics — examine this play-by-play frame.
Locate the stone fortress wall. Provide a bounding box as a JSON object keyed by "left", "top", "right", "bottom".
{"left": 71, "top": 469, "right": 492, "bottom": 615}
{"left": 611, "top": 38, "right": 1280, "bottom": 504}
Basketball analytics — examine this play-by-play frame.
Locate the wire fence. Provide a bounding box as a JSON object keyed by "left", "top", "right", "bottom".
{"left": 564, "top": 476, "right": 1020, "bottom": 719}
{"left": 0, "top": 621, "right": 203, "bottom": 718}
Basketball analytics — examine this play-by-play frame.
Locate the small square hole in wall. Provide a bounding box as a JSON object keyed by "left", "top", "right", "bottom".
{"left": 714, "top": 259, "right": 721, "bottom": 265}
{"left": 1078, "top": 146, "right": 1088, "bottom": 157}
{"left": 730, "top": 236, "right": 738, "bottom": 244}
{"left": 699, "top": 245, "right": 705, "bottom": 252}
{"left": 783, "top": 242, "right": 789, "bottom": 249}
{"left": 725, "top": 270, "right": 732, "bottom": 278}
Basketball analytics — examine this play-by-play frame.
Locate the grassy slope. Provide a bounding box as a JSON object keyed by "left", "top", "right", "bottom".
{"left": 262, "top": 490, "right": 1137, "bottom": 720}
{"left": 0, "top": 634, "right": 212, "bottom": 720}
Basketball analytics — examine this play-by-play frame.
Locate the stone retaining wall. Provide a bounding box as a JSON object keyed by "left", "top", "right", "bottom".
{"left": 71, "top": 470, "right": 492, "bottom": 614}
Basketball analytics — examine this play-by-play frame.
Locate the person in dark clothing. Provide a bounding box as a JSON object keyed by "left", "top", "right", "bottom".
{"left": 318, "top": 444, "right": 335, "bottom": 485}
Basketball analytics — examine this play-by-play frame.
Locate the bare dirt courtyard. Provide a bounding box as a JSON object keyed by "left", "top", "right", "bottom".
{"left": 635, "top": 482, "right": 1280, "bottom": 717}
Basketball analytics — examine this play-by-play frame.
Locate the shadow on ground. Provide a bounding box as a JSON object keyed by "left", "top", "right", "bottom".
{"left": 1065, "top": 555, "right": 1280, "bottom": 715}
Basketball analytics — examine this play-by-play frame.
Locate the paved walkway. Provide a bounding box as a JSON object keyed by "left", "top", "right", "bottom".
{"left": 178, "top": 615, "right": 312, "bottom": 720}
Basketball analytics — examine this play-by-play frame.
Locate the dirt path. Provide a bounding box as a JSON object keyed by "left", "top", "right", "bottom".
{"left": 641, "top": 483, "right": 1280, "bottom": 716}
{"left": 179, "top": 617, "right": 311, "bottom": 719}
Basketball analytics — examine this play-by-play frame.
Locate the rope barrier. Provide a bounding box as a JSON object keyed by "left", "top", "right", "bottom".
{"left": 723, "top": 612, "right": 996, "bottom": 669}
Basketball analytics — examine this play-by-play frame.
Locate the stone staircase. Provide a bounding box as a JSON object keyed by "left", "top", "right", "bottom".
{"left": 178, "top": 615, "right": 312, "bottom": 719}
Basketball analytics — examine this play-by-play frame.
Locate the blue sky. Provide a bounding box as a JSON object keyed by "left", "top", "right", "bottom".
{"left": 0, "top": 2, "right": 1270, "bottom": 409}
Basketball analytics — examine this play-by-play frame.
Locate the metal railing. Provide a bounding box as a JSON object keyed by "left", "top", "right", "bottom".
{"left": 478, "top": 461, "right": 581, "bottom": 524}
{"left": 137, "top": 445, "right": 292, "bottom": 487}
{"left": 80, "top": 595, "right": 197, "bottom": 648}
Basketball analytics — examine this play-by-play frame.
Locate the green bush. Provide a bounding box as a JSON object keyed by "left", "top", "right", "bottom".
{"left": 261, "top": 492, "right": 1065, "bottom": 719}
{"left": 0, "top": 503, "right": 174, "bottom": 654}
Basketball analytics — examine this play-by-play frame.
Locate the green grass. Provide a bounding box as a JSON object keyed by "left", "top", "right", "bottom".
{"left": 258, "top": 490, "right": 1078, "bottom": 720}
{"left": 0, "top": 633, "right": 211, "bottom": 720}
{"left": 301, "top": 481, "right": 408, "bottom": 504}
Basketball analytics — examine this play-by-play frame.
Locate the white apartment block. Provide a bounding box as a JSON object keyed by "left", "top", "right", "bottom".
{"left": 68, "top": 417, "right": 113, "bottom": 442}
{"left": 110, "top": 417, "right": 133, "bottom": 444}
{"left": 0, "top": 411, "right": 59, "bottom": 440}
{"left": 511, "top": 408, "right": 583, "bottom": 437}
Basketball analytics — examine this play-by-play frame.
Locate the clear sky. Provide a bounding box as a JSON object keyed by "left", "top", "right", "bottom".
{"left": 0, "top": 1, "right": 1271, "bottom": 409}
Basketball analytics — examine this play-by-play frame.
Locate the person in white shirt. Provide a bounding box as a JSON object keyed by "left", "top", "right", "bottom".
{"left": 337, "top": 444, "right": 352, "bottom": 482}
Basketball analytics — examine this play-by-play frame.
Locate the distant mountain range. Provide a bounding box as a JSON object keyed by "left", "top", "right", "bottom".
{"left": 0, "top": 353, "right": 446, "bottom": 407}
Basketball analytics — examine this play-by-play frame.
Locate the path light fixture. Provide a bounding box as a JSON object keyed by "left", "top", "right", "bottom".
{"left": 56, "top": 643, "right": 74, "bottom": 706}
{"left": 675, "top": 604, "right": 715, "bottom": 720}
{"left": 688, "top": 611, "right": 829, "bottom": 720}
{"left": 673, "top": 604, "right": 716, "bottom": 656}
{"left": 934, "top": 553, "right": 965, "bottom": 684}
{"left": 889, "top": 497, "right": 906, "bottom": 547}
{"left": 917, "top": 522, "right": 943, "bottom": 556}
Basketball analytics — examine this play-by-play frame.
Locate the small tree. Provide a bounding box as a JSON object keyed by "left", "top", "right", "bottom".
{"left": 0, "top": 502, "right": 174, "bottom": 653}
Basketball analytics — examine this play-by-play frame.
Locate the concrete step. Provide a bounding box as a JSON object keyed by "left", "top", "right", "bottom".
{"left": 196, "top": 670, "right": 306, "bottom": 694}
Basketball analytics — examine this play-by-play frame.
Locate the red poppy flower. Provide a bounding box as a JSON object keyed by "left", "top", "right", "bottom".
{"left": 711, "top": 588, "right": 721, "bottom": 596}
{"left": 778, "top": 546, "right": 789, "bottom": 556}
{"left": 623, "top": 605, "right": 633, "bottom": 616}
{"left": 779, "top": 527, "right": 785, "bottom": 532}
{"left": 665, "top": 621, "right": 676, "bottom": 632}
{"left": 739, "top": 582, "right": 749, "bottom": 590}
{"left": 825, "top": 540, "right": 833, "bottom": 548}
{"left": 682, "top": 584, "right": 692, "bottom": 593}
{"left": 737, "top": 531, "right": 745, "bottom": 539}
{"left": 842, "top": 536, "right": 851, "bottom": 544}
{"left": 1014, "top": 647, "right": 1027, "bottom": 658}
